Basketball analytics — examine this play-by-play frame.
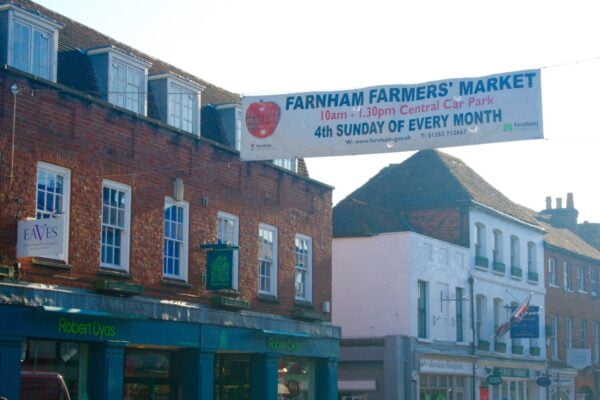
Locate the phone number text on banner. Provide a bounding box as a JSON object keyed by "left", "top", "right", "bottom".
{"left": 240, "top": 69, "right": 543, "bottom": 160}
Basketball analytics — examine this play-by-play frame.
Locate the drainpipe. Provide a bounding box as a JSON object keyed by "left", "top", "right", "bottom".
{"left": 469, "top": 275, "right": 476, "bottom": 400}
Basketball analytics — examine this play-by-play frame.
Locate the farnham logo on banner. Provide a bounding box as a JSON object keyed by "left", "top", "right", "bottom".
{"left": 17, "top": 216, "right": 65, "bottom": 260}
{"left": 241, "top": 69, "right": 543, "bottom": 160}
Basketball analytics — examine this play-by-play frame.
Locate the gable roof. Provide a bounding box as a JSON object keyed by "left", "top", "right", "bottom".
{"left": 536, "top": 215, "right": 600, "bottom": 262}
{"left": 334, "top": 149, "right": 540, "bottom": 237}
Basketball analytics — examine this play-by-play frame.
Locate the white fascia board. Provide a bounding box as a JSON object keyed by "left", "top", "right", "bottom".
{"left": 149, "top": 72, "right": 205, "bottom": 92}
{"left": 87, "top": 46, "right": 152, "bottom": 69}
{"left": 1, "top": 4, "right": 63, "bottom": 30}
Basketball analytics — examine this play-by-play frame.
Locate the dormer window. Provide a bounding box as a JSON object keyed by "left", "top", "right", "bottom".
{"left": 273, "top": 158, "right": 298, "bottom": 173}
{"left": 149, "top": 74, "right": 203, "bottom": 135}
{"left": 87, "top": 46, "right": 151, "bottom": 115}
{"left": 2, "top": 5, "right": 61, "bottom": 81}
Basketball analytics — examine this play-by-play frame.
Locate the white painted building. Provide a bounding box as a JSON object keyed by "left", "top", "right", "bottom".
{"left": 469, "top": 206, "right": 548, "bottom": 400}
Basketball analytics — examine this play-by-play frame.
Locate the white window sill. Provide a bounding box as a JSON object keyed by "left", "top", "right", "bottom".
{"left": 456, "top": 341, "right": 471, "bottom": 346}
{"left": 417, "top": 338, "right": 434, "bottom": 344}
{"left": 549, "top": 284, "right": 559, "bottom": 288}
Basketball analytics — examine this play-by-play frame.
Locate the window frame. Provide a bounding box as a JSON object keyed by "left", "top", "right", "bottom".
{"left": 566, "top": 317, "right": 573, "bottom": 348}
{"left": 455, "top": 287, "right": 465, "bottom": 343}
{"left": 217, "top": 211, "right": 239, "bottom": 290}
{"left": 564, "top": 262, "right": 573, "bottom": 292}
{"left": 577, "top": 266, "right": 587, "bottom": 293}
{"left": 294, "top": 234, "right": 313, "bottom": 303}
{"left": 493, "top": 229, "right": 503, "bottom": 263}
{"left": 258, "top": 223, "right": 278, "bottom": 296}
{"left": 163, "top": 197, "right": 189, "bottom": 281}
{"left": 417, "top": 280, "right": 429, "bottom": 339}
{"left": 7, "top": 6, "right": 60, "bottom": 81}
{"left": 475, "top": 294, "right": 486, "bottom": 344}
{"left": 527, "top": 242, "right": 537, "bottom": 273}
{"left": 100, "top": 179, "right": 131, "bottom": 272}
{"left": 550, "top": 315, "right": 559, "bottom": 360}
{"left": 475, "top": 223, "right": 486, "bottom": 258}
{"left": 579, "top": 319, "right": 587, "bottom": 347}
{"left": 273, "top": 158, "right": 298, "bottom": 173}
{"left": 36, "top": 162, "right": 70, "bottom": 262}
{"left": 548, "top": 257, "right": 558, "bottom": 287}
{"left": 591, "top": 269, "right": 598, "bottom": 297}
{"left": 510, "top": 235, "right": 520, "bottom": 268}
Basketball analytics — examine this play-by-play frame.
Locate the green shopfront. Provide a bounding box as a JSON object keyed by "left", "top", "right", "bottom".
{"left": 0, "top": 285, "right": 339, "bottom": 400}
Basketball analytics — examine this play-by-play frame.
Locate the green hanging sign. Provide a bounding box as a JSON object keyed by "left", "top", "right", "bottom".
{"left": 206, "top": 249, "right": 233, "bottom": 290}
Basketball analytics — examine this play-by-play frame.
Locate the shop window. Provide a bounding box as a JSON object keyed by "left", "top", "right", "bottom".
{"left": 217, "top": 211, "right": 239, "bottom": 290}
{"left": 124, "top": 349, "right": 179, "bottom": 400}
{"left": 278, "top": 357, "right": 315, "bottom": 400}
{"left": 21, "top": 339, "right": 87, "bottom": 400}
{"left": 295, "top": 234, "right": 312, "bottom": 302}
{"left": 163, "top": 198, "right": 189, "bottom": 281}
{"left": 419, "top": 374, "right": 466, "bottom": 400}
{"left": 101, "top": 179, "right": 131, "bottom": 271}
{"left": 215, "top": 354, "right": 250, "bottom": 400}
{"left": 36, "top": 162, "right": 70, "bottom": 261}
{"left": 258, "top": 224, "right": 278, "bottom": 296}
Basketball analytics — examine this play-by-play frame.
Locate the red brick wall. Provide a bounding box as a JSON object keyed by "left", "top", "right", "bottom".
{"left": 0, "top": 71, "right": 333, "bottom": 319}
{"left": 405, "top": 207, "right": 469, "bottom": 247}
{"left": 544, "top": 246, "right": 600, "bottom": 393}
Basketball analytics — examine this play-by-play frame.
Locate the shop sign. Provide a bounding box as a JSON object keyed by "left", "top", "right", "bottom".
{"left": 17, "top": 216, "right": 65, "bottom": 260}
{"left": 536, "top": 376, "right": 552, "bottom": 387}
{"left": 206, "top": 249, "right": 233, "bottom": 290}
{"left": 487, "top": 375, "right": 503, "bottom": 385}
{"left": 268, "top": 337, "right": 301, "bottom": 353}
{"left": 58, "top": 318, "right": 116, "bottom": 339}
{"left": 493, "top": 367, "right": 530, "bottom": 378}
{"left": 419, "top": 359, "right": 472, "bottom": 375}
{"left": 510, "top": 306, "right": 540, "bottom": 339}
{"left": 567, "top": 348, "right": 591, "bottom": 369}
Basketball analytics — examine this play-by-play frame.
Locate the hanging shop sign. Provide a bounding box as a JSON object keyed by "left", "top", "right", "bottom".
{"left": 536, "top": 376, "right": 552, "bottom": 387}
{"left": 17, "top": 216, "right": 65, "bottom": 260}
{"left": 204, "top": 247, "right": 234, "bottom": 290}
{"left": 241, "top": 69, "right": 543, "bottom": 160}
{"left": 487, "top": 375, "right": 503, "bottom": 386}
{"left": 510, "top": 305, "right": 540, "bottom": 339}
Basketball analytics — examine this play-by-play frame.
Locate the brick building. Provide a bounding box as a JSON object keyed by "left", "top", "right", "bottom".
{"left": 538, "top": 197, "right": 600, "bottom": 400}
{"left": 0, "top": 1, "right": 339, "bottom": 399}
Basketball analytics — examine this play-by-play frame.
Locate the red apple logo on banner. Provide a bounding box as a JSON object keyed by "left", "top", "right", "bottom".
{"left": 245, "top": 101, "right": 281, "bottom": 139}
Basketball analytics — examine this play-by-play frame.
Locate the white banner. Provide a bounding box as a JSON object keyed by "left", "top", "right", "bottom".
{"left": 17, "top": 216, "right": 65, "bottom": 260}
{"left": 241, "top": 70, "right": 543, "bottom": 160}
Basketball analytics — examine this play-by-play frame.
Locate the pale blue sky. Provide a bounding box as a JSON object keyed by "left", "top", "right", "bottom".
{"left": 37, "top": 0, "right": 600, "bottom": 222}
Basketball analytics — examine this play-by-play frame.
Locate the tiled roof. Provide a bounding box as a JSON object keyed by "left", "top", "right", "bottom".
{"left": 2, "top": 0, "right": 312, "bottom": 178}
{"left": 2, "top": 0, "right": 240, "bottom": 106}
{"left": 536, "top": 215, "right": 600, "bottom": 261}
{"left": 334, "top": 149, "right": 540, "bottom": 237}
{"left": 333, "top": 198, "right": 413, "bottom": 237}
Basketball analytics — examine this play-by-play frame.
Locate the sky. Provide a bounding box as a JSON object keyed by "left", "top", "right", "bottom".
{"left": 36, "top": 0, "right": 600, "bottom": 222}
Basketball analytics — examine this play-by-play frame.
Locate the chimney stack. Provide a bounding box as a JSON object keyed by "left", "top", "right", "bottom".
{"left": 556, "top": 198, "right": 563, "bottom": 209}
{"left": 567, "top": 192, "right": 574, "bottom": 209}
{"left": 546, "top": 196, "right": 552, "bottom": 210}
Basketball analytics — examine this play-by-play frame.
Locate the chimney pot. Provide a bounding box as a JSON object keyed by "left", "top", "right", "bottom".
{"left": 545, "top": 196, "right": 552, "bottom": 210}
{"left": 556, "top": 198, "right": 563, "bottom": 209}
{"left": 567, "top": 193, "right": 574, "bottom": 209}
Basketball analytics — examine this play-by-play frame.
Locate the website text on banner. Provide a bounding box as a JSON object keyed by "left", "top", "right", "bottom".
{"left": 240, "top": 70, "right": 543, "bottom": 161}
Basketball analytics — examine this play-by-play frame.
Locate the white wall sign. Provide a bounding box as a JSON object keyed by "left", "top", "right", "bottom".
{"left": 241, "top": 69, "right": 543, "bottom": 160}
{"left": 420, "top": 358, "right": 472, "bottom": 375}
{"left": 17, "top": 217, "right": 65, "bottom": 260}
{"left": 567, "top": 348, "right": 591, "bottom": 369}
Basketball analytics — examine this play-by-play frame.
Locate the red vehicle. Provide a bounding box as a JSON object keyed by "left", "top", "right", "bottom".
{"left": 20, "top": 370, "right": 71, "bottom": 400}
